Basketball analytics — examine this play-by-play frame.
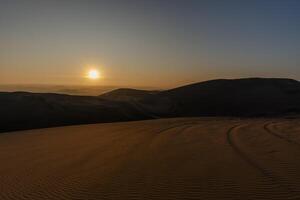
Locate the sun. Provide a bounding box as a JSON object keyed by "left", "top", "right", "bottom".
{"left": 87, "top": 69, "right": 100, "bottom": 80}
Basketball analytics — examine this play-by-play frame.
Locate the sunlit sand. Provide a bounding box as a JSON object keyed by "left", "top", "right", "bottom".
{"left": 1, "top": 118, "right": 300, "bottom": 199}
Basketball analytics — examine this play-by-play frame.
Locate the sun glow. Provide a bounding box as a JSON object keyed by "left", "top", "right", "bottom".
{"left": 87, "top": 69, "right": 100, "bottom": 80}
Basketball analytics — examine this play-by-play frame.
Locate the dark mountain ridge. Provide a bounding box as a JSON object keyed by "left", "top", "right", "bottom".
{"left": 142, "top": 78, "right": 300, "bottom": 117}
{"left": 0, "top": 92, "right": 148, "bottom": 133}
{"left": 1, "top": 78, "right": 300, "bottom": 132}
{"left": 100, "top": 88, "right": 159, "bottom": 101}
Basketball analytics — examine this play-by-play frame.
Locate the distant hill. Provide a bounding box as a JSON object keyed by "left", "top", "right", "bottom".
{"left": 0, "top": 84, "right": 117, "bottom": 96}
{"left": 1, "top": 78, "right": 300, "bottom": 132}
{"left": 0, "top": 92, "right": 149, "bottom": 133}
{"left": 100, "top": 88, "right": 159, "bottom": 101}
{"left": 140, "top": 78, "right": 300, "bottom": 117}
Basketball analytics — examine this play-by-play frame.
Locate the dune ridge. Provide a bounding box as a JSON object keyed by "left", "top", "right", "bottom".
{"left": 2, "top": 78, "right": 300, "bottom": 133}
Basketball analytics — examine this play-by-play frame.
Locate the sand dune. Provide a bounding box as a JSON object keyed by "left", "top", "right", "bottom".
{"left": 1, "top": 118, "right": 300, "bottom": 199}
{"left": 140, "top": 78, "right": 300, "bottom": 117}
{"left": 2, "top": 78, "right": 300, "bottom": 133}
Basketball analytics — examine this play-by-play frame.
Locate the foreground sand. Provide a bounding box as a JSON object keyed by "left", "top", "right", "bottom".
{"left": 1, "top": 118, "right": 300, "bottom": 200}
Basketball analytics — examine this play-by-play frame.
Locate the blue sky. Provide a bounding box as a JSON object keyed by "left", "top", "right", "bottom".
{"left": 1, "top": 0, "right": 300, "bottom": 87}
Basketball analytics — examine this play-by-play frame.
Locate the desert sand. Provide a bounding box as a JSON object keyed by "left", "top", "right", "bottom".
{"left": 1, "top": 117, "right": 300, "bottom": 199}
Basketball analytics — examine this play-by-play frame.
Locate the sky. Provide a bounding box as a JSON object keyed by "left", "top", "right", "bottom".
{"left": 1, "top": 0, "right": 300, "bottom": 88}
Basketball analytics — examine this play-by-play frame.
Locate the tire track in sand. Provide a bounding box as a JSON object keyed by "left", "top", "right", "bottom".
{"left": 264, "top": 122, "right": 300, "bottom": 147}
{"left": 0, "top": 122, "right": 198, "bottom": 200}
{"left": 227, "top": 124, "right": 300, "bottom": 199}
{"left": 96, "top": 122, "right": 197, "bottom": 200}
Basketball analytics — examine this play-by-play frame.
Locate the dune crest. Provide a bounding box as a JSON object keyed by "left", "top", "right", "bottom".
{"left": 2, "top": 78, "right": 300, "bottom": 133}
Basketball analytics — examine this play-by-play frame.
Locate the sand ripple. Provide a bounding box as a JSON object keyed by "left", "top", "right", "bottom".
{"left": 1, "top": 118, "right": 300, "bottom": 199}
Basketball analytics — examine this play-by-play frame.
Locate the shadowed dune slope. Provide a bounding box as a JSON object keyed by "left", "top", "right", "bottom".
{"left": 100, "top": 88, "right": 159, "bottom": 101}
{"left": 2, "top": 78, "right": 300, "bottom": 133}
{"left": 140, "top": 78, "right": 300, "bottom": 117}
{"left": 0, "top": 92, "right": 149, "bottom": 133}
{"left": 1, "top": 118, "right": 300, "bottom": 199}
